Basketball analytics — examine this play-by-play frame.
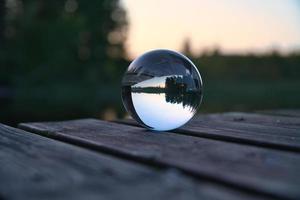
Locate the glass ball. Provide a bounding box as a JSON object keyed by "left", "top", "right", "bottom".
{"left": 121, "top": 49, "right": 203, "bottom": 131}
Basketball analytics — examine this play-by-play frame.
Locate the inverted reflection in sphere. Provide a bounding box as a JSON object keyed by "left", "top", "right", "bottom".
{"left": 122, "top": 49, "right": 203, "bottom": 131}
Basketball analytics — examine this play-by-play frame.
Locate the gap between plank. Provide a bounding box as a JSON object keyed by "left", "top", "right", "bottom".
{"left": 114, "top": 119, "right": 300, "bottom": 153}
{"left": 19, "top": 123, "right": 295, "bottom": 200}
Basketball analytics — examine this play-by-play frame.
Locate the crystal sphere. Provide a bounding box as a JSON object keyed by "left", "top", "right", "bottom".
{"left": 121, "top": 49, "right": 203, "bottom": 131}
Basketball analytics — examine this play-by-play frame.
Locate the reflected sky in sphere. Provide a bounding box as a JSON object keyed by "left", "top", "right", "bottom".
{"left": 132, "top": 93, "right": 194, "bottom": 131}
{"left": 121, "top": 49, "right": 203, "bottom": 131}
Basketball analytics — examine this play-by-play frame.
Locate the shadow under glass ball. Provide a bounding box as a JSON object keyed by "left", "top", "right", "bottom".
{"left": 121, "top": 49, "right": 203, "bottom": 131}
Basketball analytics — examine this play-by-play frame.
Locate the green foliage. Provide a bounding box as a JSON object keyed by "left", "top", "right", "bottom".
{"left": 2, "top": 0, "right": 127, "bottom": 82}
{"left": 0, "top": 1, "right": 300, "bottom": 124}
{"left": 0, "top": 0, "right": 129, "bottom": 124}
{"left": 193, "top": 52, "right": 300, "bottom": 81}
{"left": 181, "top": 46, "right": 300, "bottom": 113}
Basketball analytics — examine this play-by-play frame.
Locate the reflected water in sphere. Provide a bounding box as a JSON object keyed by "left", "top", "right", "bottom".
{"left": 121, "top": 49, "right": 203, "bottom": 131}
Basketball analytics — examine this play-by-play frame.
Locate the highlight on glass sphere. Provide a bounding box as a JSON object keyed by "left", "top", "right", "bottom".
{"left": 121, "top": 49, "right": 203, "bottom": 131}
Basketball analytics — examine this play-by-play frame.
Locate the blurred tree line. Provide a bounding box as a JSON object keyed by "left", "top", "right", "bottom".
{"left": 181, "top": 39, "right": 300, "bottom": 112}
{"left": 181, "top": 39, "right": 300, "bottom": 81}
{"left": 0, "top": 0, "right": 299, "bottom": 125}
{"left": 0, "top": 0, "right": 129, "bottom": 124}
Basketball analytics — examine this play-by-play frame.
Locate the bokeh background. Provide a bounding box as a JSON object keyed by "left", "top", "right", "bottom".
{"left": 0, "top": 0, "right": 300, "bottom": 126}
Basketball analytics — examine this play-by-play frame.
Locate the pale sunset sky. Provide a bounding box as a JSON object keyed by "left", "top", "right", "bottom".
{"left": 121, "top": 0, "right": 300, "bottom": 58}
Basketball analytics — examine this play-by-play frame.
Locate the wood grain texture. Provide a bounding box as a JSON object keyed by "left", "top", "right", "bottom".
{"left": 186, "top": 115, "right": 300, "bottom": 151}
{"left": 117, "top": 114, "right": 300, "bottom": 152}
{"left": 19, "top": 119, "right": 300, "bottom": 200}
{"left": 0, "top": 124, "right": 258, "bottom": 200}
{"left": 257, "top": 109, "right": 300, "bottom": 117}
{"left": 196, "top": 112, "right": 300, "bottom": 129}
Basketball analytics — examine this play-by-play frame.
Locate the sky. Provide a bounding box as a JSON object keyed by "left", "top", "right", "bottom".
{"left": 121, "top": 0, "right": 300, "bottom": 58}
{"left": 134, "top": 76, "right": 166, "bottom": 88}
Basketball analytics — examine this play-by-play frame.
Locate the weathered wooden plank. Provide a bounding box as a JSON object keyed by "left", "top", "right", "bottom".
{"left": 188, "top": 117, "right": 300, "bottom": 149}
{"left": 0, "top": 124, "right": 259, "bottom": 200}
{"left": 117, "top": 117, "right": 300, "bottom": 152}
{"left": 19, "top": 119, "right": 300, "bottom": 200}
{"left": 196, "top": 112, "right": 300, "bottom": 129}
{"left": 258, "top": 109, "right": 300, "bottom": 117}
